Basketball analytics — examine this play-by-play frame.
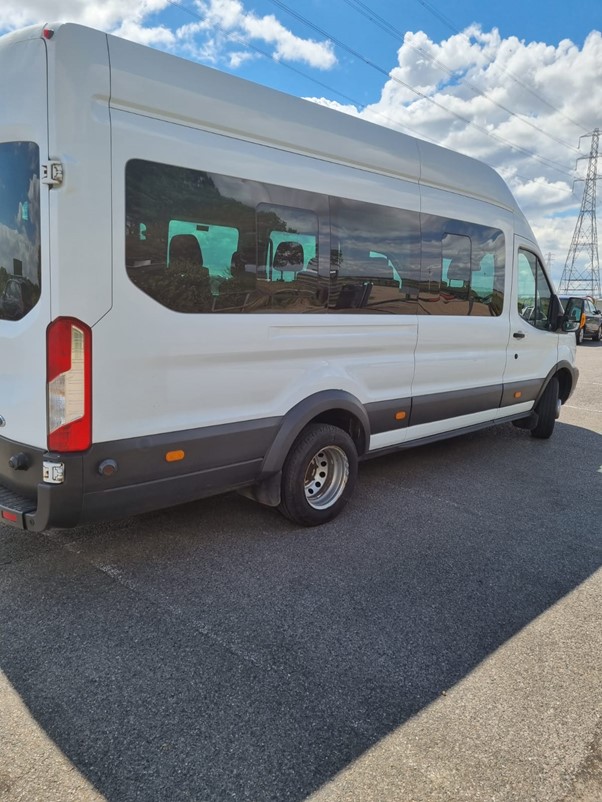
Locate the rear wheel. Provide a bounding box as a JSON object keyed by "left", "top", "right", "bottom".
{"left": 278, "top": 423, "right": 358, "bottom": 526}
{"left": 531, "top": 376, "right": 560, "bottom": 439}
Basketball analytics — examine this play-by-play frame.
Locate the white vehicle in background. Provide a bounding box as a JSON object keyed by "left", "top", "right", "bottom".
{"left": 0, "top": 23, "right": 579, "bottom": 532}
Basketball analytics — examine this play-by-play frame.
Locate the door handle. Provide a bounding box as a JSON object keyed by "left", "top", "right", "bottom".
{"left": 513, "top": 331, "right": 526, "bottom": 339}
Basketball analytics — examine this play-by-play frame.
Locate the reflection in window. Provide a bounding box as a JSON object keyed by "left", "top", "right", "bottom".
{"left": 126, "top": 160, "right": 328, "bottom": 313}
{"left": 420, "top": 216, "right": 505, "bottom": 316}
{"left": 0, "top": 142, "right": 41, "bottom": 321}
{"left": 257, "top": 204, "right": 317, "bottom": 278}
{"left": 329, "top": 197, "right": 420, "bottom": 313}
{"left": 442, "top": 233, "right": 471, "bottom": 301}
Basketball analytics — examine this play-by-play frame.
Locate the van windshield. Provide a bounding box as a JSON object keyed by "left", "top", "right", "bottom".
{"left": 0, "top": 142, "right": 41, "bottom": 321}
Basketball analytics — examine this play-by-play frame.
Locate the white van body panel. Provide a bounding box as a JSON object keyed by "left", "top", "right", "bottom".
{"left": 0, "top": 35, "right": 49, "bottom": 448}
{"left": 106, "top": 33, "right": 425, "bottom": 186}
{"left": 100, "top": 108, "right": 420, "bottom": 443}
{"left": 416, "top": 139, "right": 518, "bottom": 211}
{"left": 46, "top": 24, "right": 112, "bottom": 325}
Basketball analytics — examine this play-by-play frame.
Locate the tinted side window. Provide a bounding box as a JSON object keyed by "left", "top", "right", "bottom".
{"left": 0, "top": 142, "right": 41, "bottom": 321}
{"left": 329, "top": 197, "right": 420, "bottom": 313}
{"left": 517, "top": 250, "right": 552, "bottom": 330}
{"left": 126, "top": 159, "right": 507, "bottom": 319}
{"left": 125, "top": 160, "right": 328, "bottom": 313}
{"left": 420, "top": 216, "right": 505, "bottom": 316}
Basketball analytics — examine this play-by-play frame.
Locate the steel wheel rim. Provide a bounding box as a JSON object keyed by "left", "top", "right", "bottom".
{"left": 304, "top": 445, "right": 349, "bottom": 510}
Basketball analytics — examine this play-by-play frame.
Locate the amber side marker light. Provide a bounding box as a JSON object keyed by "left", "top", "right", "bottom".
{"left": 165, "top": 450, "right": 185, "bottom": 462}
{"left": 395, "top": 411, "right": 407, "bottom": 421}
{"left": 514, "top": 391, "right": 523, "bottom": 399}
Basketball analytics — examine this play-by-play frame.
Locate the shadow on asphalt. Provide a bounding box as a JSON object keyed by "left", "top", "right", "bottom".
{"left": 1, "top": 419, "right": 601, "bottom": 801}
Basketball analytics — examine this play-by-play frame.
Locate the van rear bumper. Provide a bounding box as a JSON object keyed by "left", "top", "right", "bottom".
{"left": 0, "top": 437, "right": 85, "bottom": 531}
{"left": 0, "top": 473, "right": 83, "bottom": 531}
{"left": 0, "top": 418, "right": 281, "bottom": 531}
{"left": 0, "top": 484, "right": 83, "bottom": 531}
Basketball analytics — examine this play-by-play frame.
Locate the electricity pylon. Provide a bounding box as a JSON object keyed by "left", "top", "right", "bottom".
{"left": 558, "top": 128, "right": 601, "bottom": 298}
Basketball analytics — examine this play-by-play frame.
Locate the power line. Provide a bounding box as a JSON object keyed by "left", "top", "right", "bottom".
{"left": 342, "top": 0, "right": 581, "bottom": 153}
{"left": 165, "top": 0, "right": 357, "bottom": 107}
{"left": 413, "top": 0, "right": 590, "bottom": 133}
{"left": 165, "top": 0, "right": 575, "bottom": 182}
{"left": 264, "top": 0, "right": 575, "bottom": 177}
{"left": 165, "top": 0, "right": 442, "bottom": 144}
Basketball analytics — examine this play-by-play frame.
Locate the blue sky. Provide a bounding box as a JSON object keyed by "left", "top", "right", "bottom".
{"left": 1, "top": 0, "right": 601, "bottom": 283}
{"left": 149, "top": 0, "right": 600, "bottom": 105}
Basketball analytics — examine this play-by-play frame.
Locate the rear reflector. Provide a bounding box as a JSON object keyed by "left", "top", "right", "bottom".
{"left": 2, "top": 511, "right": 18, "bottom": 523}
{"left": 47, "top": 317, "right": 92, "bottom": 452}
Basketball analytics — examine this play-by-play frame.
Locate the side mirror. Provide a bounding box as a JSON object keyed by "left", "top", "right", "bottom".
{"left": 561, "top": 317, "right": 580, "bottom": 333}
{"left": 550, "top": 294, "right": 579, "bottom": 333}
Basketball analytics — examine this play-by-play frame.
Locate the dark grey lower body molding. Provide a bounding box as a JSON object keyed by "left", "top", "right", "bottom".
{"left": 0, "top": 370, "right": 572, "bottom": 531}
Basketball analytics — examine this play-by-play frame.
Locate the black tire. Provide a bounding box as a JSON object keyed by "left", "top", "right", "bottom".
{"left": 592, "top": 325, "right": 601, "bottom": 342}
{"left": 531, "top": 376, "right": 560, "bottom": 439}
{"left": 575, "top": 327, "right": 583, "bottom": 345}
{"left": 278, "top": 423, "right": 358, "bottom": 526}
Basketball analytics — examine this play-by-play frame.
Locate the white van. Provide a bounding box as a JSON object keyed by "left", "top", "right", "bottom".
{"left": 0, "top": 23, "right": 579, "bottom": 531}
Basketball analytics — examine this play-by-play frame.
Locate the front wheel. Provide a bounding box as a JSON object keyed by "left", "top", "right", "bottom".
{"left": 576, "top": 327, "right": 583, "bottom": 345}
{"left": 278, "top": 423, "right": 358, "bottom": 526}
{"left": 531, "top": 376, "right": 560, "bottom": 439}
{"left": 592, "top": 325, "right": 601, "bottom": 342}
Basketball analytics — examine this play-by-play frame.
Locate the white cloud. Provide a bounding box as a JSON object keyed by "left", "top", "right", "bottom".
{"left": 0, "top": 0, "right": 171, "bottom": 33}
{"left": 191, "top": 0, "right": 336, "bottom": 69}
{"left": 512, "top": 178, "right": 576, "bottom": 211}
{"left": 112, "top": 19, "right": 175, "bottom": 47}
{"left": 532, "top": 216, "right": 579, "bottom": 262}
{"left": 0, "top": 0, "right": 335, "bottom": 69}
{"left": 227, "top": 49, "right": 255, "bottom": 69}
{"left": 302, "top": 97, "right": 361, "bottom": 116}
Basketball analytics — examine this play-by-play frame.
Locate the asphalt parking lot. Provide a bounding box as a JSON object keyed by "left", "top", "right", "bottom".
{"left": 1, "top": 343, "right": 601, "bottom": 802}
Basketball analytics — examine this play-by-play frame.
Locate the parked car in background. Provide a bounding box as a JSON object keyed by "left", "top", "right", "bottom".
{"left": 559, "top": 296, "right": 602, "bottom": 344}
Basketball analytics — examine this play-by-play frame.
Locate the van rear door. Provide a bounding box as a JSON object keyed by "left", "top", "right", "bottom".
{"left": 0, "top": 33, "right": 50, "bottom": 449}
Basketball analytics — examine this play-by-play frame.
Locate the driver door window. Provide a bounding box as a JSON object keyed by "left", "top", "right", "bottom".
{"left": 517, "top": 250, "right": 552, "bottom": 330}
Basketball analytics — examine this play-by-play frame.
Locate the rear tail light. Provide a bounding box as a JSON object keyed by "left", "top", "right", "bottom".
{"left": 47, "top": 317, "right": 92, "bottom": 451}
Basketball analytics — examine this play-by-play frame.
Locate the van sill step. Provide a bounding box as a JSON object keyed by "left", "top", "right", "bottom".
{"left": 0, "top": 484, "right": 36, "bottom": 530}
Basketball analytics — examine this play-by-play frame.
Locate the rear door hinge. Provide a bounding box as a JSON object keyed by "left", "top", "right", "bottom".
{"left": 41, "top": 160, "right": 64, "bottom": 187}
